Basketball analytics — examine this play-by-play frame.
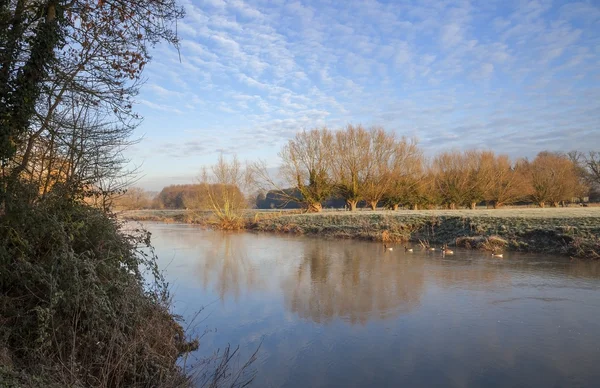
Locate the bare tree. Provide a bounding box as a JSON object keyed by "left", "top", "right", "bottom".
{"left": 112, "top": 187, "right": 152, "bottom": 210}
{"left": 199, "top": 154, "right": 249, "bottom": 229}
{"left": 526, "top": 151, "right": 587, "bottom": 207}
{"left": 362, "top": 127, "right": 396, "bottom": 210}
{"left": 1, "top": 0, "right": 183, "bottom": 209}
{"left": 383, "top": 137, "right": 424, "bottom": 210}
{"left": 584, "top": 151, "right": 600, "bottom": 185}
{"left": 484, "top": 155, "right": 529, "bottom": 208}
{"left": 431, "top": 150, "right": 472, "bottom": 209}
{"left": 277, "top": 128, "right": 334, "bottom": 212}
{"left": 466, "top": 151, "right": 495, "bottom": 209}
{"left": 331, "top": 124, "right": 370, "bottom": 211}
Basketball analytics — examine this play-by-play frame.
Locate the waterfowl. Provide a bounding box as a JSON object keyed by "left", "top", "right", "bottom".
{"left": 492, "top": 250, "right": 503, "bottom": 258}
{"left": 384, "top": 244, "right": 393, "bottom": 251}
{"left": 442, "top": 244, "right": 454, "bottom": 255}
{"left": 404, "top": 246, "right": 413, "bottom": 252}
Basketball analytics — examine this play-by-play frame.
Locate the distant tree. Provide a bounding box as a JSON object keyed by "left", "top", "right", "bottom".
{"left": 484, "top": 155, "right": 529, "bottom": 208}
{"left": 431, "top": 150, "right": 473, "bottom": 209}
{"left": 525, "top": 152, "right": 587, "bottom": 207}
{"left": 278, "top": 128, "right": 334, "bottom": 212}
{"left": 113, "top": 187, "right": 152, "bottom": 210}
{"left": 584, "top": 151, "right": 600, "bottom": 186}
{"left": 261, "top": 188, "right": 302, "bottom": 209}
{"left": 331, "top": 124, "right": 370, "bottom": 211}
{"left": 157, "top": 184, "right": 203, "bottom": 209}
{"left": 383, "top": 137, "right": 424, "bottom": 210}
{"left": 255, "top": 191, "right": 267, "bottom": 209}
{"left": 362, "top": 127, "right": 396, "bottom": 210}
{"left": 199, "top": 154, "right": 248, "bottom": 229}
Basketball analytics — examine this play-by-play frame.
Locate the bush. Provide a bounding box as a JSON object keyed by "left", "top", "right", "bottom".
{"left": 0, "top": 194, "right": 197, "bottom": 387}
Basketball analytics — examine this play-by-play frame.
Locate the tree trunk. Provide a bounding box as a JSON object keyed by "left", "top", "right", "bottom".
{"left": 369, "top": 201, "right": 377, "bottom": 210}
{"left": 347, "top": 200, "right": 357, "bottom": 211}
{"left": 470, "top": 202, "right": 477, "bottom": 210}
{"left": 450, "top": 203, "right": 456, "bottom": 210}
{"left": 539, "top": 202, "right": 545, "bottom": 208}
{"left": 308, "top": 202, "right": 322, "bottom": 212}
{"left": 413, "top": 204, "right": 419, "bottom": 210}
{"left": 392, "top": 204, "right": 399, "bottom": 211}
{"left": 552, "top": 202, "right": 559, "bottom": 208}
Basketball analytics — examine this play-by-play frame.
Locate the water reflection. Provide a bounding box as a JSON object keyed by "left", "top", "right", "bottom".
{"left": 283, "top": 241, "right": 425, "bottom": 324}
{"left": 427, "top": 257, "right": 512, "bottom": 290}
{"left": 146, "top": 224, "right": 600, "bottom": 388}
{"left": 197, "top": 232, "right": 262, "bottom": 301}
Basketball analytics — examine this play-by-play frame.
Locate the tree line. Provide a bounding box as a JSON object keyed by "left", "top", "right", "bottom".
{"left": 128, "top": 125, "right": 599, "bottom": 213}
{"left": 250, "top": 125, "right": 597, "bottom": 212}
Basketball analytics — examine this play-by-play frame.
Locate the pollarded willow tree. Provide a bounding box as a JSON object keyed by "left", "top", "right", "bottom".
{"left": 431, "top": 150, "right": 474, "bottom": 209}
{"left": 526, "top": 151, "right": 587, "bottom": 207}
{"left": 362, "top": 126, "right": 396, "bottom": 210}
{"left": 383, "top": 137, "right": 424, "bottom": 210}
{"left": 483, "top": 154, "right": 529, "bottom": 208}
{"left": 331, "top": 124, "right": 370, "bottom": 211}
{"left": 279, "top": 128, "right": 334, "bottom": 212}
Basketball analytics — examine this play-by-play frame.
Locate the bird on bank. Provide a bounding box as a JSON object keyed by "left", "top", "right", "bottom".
{"left": 492, "top": 250, "right": 503, "bottom": 258}
{"left": 384, "top": 244, "right": 393, "bottom": 251}
{"left": 404, "top": 246, "right": 413, "bottom": 252}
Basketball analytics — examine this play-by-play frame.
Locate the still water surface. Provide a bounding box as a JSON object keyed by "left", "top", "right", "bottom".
{"left": 147, "top": 223, "right": 600, "bottom": 388}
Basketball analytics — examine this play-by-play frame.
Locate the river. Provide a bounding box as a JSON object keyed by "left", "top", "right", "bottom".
{"left": 146, "top": 223, "right": 600, "bottom": 388}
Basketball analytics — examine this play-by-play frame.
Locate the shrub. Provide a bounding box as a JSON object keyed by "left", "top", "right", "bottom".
{"left": 0, "top": 194, "right": 197, "bottom": 387}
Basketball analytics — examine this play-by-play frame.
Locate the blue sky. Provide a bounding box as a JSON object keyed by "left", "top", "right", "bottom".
{"left": 130, "top": 0, "right": 600, "bottom": 190}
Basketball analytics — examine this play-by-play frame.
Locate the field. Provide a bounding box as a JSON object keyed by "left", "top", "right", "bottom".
{"left": 119, "top": 207, "right": 600, "bottom": 259}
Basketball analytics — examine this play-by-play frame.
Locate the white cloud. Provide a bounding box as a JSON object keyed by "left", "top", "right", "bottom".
{"left": 131, "top": 0, "right": 600, "bottom": 188}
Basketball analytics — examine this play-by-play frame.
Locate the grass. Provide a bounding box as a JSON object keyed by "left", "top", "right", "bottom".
{"left": 119, "top": 207, "right": 600, "bottom": 259}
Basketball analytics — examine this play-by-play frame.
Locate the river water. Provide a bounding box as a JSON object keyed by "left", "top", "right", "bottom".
{"left": 146, "top": 223, "right": 600, "bottom": 388}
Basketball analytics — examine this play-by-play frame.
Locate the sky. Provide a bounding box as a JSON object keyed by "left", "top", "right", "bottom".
{"left": 129, "top": 0, "right": 600, "bottom": 191}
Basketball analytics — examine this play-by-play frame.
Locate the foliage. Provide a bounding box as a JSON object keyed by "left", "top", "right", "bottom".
{"left": 1, "top": 0, "right": 184, "bottom": 205}
{"left": 0, "top": 192, "right": 197, "bottom": 387}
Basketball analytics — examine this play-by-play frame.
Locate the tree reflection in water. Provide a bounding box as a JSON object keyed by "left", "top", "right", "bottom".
{"left": 197, "top": 232, "right": 262, "bottom": 301}
{"left": 283, "top": 240, "right": 425, "bottom": 325}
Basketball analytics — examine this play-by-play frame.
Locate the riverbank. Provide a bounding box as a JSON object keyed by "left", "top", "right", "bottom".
{"left": 120, "top": 208, "right": 600, "bottom": 259}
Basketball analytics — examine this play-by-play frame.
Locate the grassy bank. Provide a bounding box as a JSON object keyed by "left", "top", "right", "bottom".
{"left": 121, "top": 208, "right": 600, "bottom": 259}
{"left": 251, "top": 208, "right": 600, "bottom": 258}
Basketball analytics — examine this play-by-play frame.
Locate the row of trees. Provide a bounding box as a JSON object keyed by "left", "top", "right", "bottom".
{"left": 250, "top": 125, "right": 596, "bottom": 212}
{"left": 120, "top": 127, "right": 598, "bottom": 214}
